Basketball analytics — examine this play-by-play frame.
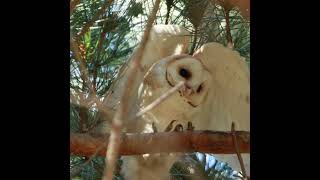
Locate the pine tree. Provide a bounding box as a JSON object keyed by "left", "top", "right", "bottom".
{"left": 70, "top": 0, "right": 250, "bottom": 179}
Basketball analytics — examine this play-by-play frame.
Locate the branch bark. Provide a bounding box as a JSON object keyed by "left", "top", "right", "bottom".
{"left": 70, "top": 130, "right": 250, "bottom": 157}
{"left": 224, "top": 8, "right": 233, "bottom": 49}
{"left": 217, "top": 0, "right": 250, "bottom": 20}
{"left": 103, "top": 1, "right": 161, "bottom": 179}
{"left": 70, "top": 0, "right": 80, "bottom": 14}
{"left": 231, "top": 122, "right": 248, "bottom": 179}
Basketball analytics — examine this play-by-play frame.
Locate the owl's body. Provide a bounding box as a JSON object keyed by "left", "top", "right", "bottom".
{"left": 99, "top": 25, "right": 250, "bottom": 179}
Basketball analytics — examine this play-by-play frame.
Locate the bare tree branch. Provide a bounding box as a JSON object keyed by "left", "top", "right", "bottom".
{"left": 70, "top": 35, "right": 96, "bottom": 95}
{"left": 70, "top": 130, "right": 250, "bottom": 157}
{"left": 103, "top": 0, "right": 162, "bottom": 179}
{"left": 222, "top": 6, "right": 233, "bottom": 49}
{"left": 70, "top": 0, "right": 80, "bottom": 14}
{"left": 216, "top": 0, "right": 250, "bottom": 20}
{"left": 76, "top": 0, "right": 114, "bottom": 40}
{"left": 190, "top": 27, "right": 198, "bottom": 54}
{"left": 231, "top": 122, "right": 249, "bottom": 180}
{"left": 225, "top": 13, "right": 233, "bottom": 48}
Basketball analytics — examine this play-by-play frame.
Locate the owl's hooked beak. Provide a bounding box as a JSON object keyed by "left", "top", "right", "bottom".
{"left": 180, "top": 82, "right": 194, "bottom": 97}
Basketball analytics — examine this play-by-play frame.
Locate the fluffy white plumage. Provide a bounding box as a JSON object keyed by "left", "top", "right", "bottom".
{"left": 100, "top": 24, "right": 250, "bottom": 179}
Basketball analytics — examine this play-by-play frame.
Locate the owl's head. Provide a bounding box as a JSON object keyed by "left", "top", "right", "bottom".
{"left": 131, "top": 25, "right": 249, "bottom": 132}
{"left": 139, "top": 42, "right": 249, "bottom": 131}
{"left": 138, "top": 54, "right": 212, "bottom": 126}
{"left": 165, "top": 55, "right": 211, "bottom": 107}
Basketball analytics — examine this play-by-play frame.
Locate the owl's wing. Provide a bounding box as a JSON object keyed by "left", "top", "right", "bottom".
{"left": 193, "top": 42, "right": 250, "bottom": 131}
{"left": 193, "top": 42, "right": 250, "bottom": 175}
{"left": 99, "top": 25, "right": 190, "bottom": 128}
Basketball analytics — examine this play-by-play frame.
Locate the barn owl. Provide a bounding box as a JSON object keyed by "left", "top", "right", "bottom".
{"left": 98, "top": 24, "right": 250, "bottom": 179}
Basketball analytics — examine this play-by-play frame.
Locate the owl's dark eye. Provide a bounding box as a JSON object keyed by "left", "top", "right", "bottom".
{"left": 179, "top": 68, "right": 191, "bottom": 79}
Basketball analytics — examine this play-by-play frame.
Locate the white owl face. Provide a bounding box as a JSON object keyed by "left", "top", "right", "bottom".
{"left": 138, "top": 55, "right": 212, "bottom": 129}
{"left": 165, "top": 55, "right": 211, "bottom": 107}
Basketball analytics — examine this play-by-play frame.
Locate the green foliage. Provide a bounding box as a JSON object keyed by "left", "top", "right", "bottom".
{"left": 70, "top": 0, "right": 250, "bottom": 179}
{"left": 70, "top": 1, "right": 140, "bottom": 178}
{"left": 170, "top": 153, "right": 237, "bottom": 180}
{"left": 70, "top": 155, "right": 106, "bottom": 180}
{"left": 127, "top": 1, "right": 143, "bottom": 17}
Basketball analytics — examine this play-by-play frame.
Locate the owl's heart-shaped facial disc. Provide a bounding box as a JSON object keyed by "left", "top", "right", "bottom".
{"left": 166, "top": 57, "right": 211, "bottom": 107}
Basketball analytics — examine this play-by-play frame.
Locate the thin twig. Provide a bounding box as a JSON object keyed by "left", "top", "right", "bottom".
{"left": 70, "top": 37, "right": 96, "bottom": 133}
{"left": 223, "top": 7, "right": 234, "bottom": 49}
{"left": 92, "top": 18, "right": 109, "bottom": 90}
{"left": 103, "top": 0, "right": 161, "bottom": 179}
{"left": 79, "top": 93, "right": 88, "bottom": 132}
{"left": 71, "top": 36, "right": 107, "bottom": 130}
{"left": 70, "top": 136, "right": 109, "bottom": 178}
{"left": 71, "top": 31, "right": 110, "bottom": 124}
{"left": 76, "top": 0, "right": 113, "bottom": 40}
{"left": 70, "top": 35, "right": 97, "bottom": 96}
{"left": 135, "top": 81, "right": 185, "bottom": 118}
{"left": 70, "top": 0, "right": 80, "bottom": 15}
{"left": 165, "top": 0, "right": 174, "bottom": 24}
{"left": 95, "top": 15, "right": 109, "bottom": 63}
{"left": 70, "top": 91, "right": 115, "bottom": 122}
{"left": 190, "top": 27, "right": 198, "bottom": 55}
{"left": 231, "top": 122, "right": 249, "bottom": 180}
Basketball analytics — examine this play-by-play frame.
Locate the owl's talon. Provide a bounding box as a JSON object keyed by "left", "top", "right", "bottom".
{"left": 187, "top": 121, "right": 195, "bottom": 131}
{"left": 174, "top": 124, "right": 184, "bottom": 132}
{"left": 164, "top": 120, "right": 177, "bottom": 132}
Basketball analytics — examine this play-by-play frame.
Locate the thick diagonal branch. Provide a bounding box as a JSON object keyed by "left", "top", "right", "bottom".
{"left": 104, "top": 0, "right": 161, "bottom": 179}
{"left": 70, "top": 130, "right": 250, "bottom": 156}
